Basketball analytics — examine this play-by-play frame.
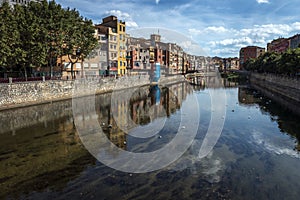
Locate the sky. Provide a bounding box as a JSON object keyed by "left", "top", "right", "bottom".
{"left": 56, "top": 0, "right": 300, "bottom": 58}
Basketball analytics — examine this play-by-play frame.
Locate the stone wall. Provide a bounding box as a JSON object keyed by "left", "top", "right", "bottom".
{"left": 0, "top": 75, "right": 186, "bottom": 134}
{"left": 250, "top": 73, "right": 300, "bottom": 114}
{"left": 0, "top": 75, "right": 150, "bottom": 110}
{"left": 0, "top": 75, "right": 188, "bottom": 110}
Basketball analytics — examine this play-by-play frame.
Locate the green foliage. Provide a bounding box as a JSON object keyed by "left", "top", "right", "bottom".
{"left": 0, "top": 2, "right": 20, "bottom": 70}
{"left": 0, "top": 0, "right": 97, "bottom": 77}
{"left": 244, "top": 49, "right": 300, "bottom": 76}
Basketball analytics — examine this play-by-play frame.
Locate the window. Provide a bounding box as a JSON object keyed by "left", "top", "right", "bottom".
{"left": 123, "top": 27, "right": 125, "bottom": 32}
{"left": 119, "top": 25, "right": 122, "bottom": 32}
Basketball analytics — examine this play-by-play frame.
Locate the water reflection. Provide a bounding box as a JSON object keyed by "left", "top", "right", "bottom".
{"left": 1, "top": 78, "right": 300, "bottom": 199}
{"left": 0, "top": 115, "right": 95, "bottom": 199}
{"left": 238, "top": 87, "right": 300, "bottom": 151}
{"left": 0, "top": 82, "right": 192, "bottom": 198}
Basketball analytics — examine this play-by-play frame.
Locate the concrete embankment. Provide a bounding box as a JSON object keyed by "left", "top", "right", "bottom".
{"left": 0, "top": 75, "right": 185, "bottom": 110}
{"left": 250, "top": 73, "right": 300, "bottom": 115}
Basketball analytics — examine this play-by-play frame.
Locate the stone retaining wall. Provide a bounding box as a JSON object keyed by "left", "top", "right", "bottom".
{"left": 0, "top": 75, "right": 187, "bottom": 110}
{"left": 250, "top": 73, "right": 300, "bottom": 114}
{"left": 0, "top": 75, "right": 150, "bottom": 110}
{"left": 0, "top": 75, "right": 186, "bottom": 134}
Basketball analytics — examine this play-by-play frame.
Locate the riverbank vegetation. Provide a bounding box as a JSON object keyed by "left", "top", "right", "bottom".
{"left": 243, "top": 48, "right": 300, "bottom": 76}
{"left": 0, "top": 0, "right": 97, "bottom": 78}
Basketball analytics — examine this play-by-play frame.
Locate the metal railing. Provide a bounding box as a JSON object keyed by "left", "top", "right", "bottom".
{"left": 0, "top": 76, "right": 61, "bottom": 84}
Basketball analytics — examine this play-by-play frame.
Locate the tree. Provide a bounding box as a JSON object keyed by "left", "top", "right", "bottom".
{"left": 35, "top": 0, "right": 65, "bottom": 77}
{"left": 0, "top": 0, "right": 97, "bottom": 79}
{"left": 62, "top": 8, "right": 97, "bottom": 79}
{"left": 0, "top": 3, "right": 20, "bottom": 74}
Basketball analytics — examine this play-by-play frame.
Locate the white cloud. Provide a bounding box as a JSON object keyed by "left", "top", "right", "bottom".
{"left": 209, "top": 37, "right": 253, "bottom": 47}
{"left": 252, "top": 131, "right": 300, "bottom": 159}
{"left": 189, "top": 26, "right": 230, "bottom": 35}
{"left": 55, "top": 0, "right": 300, "bottom": 57}
{"left": 292, "top": 22, "right": 300, "bottom": 30}
{"left": 205, "top": 26, "right": 229, "bottom": 33}
{"left": 238, "top": 24, "right": 294, "bottom": 38}
{"left": 211, "top": 48, "right": 240, "bottom": 56}
{"left": 105, "top": 10, "right": 138, "bottom": 28}
{"left": 179, "top": 40, "right": 207, "bottom": 55}
{"left": 188, "top": 28, "right": 202, "bottom": 35}
{"left": 256, "top": 0, "right": 270, "bottom": 4}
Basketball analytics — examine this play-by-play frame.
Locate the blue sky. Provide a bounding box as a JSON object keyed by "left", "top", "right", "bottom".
{"left": 56, "top": 0, "right": 300, "bottom": 57}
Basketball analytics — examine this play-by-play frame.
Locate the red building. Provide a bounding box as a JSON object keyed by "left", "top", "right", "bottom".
{"left": 239, "top": 46, "right": 265, "bottom": 69}
{"left": 267, "top": 38, "right": 290, "bottom": 54}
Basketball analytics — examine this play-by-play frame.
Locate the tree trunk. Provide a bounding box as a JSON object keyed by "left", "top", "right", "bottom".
{"left": 71, "top": 62, "right": 74, "bottom": 80}
{"left": 24, "top": 66, "right": 27, "bottom": 81}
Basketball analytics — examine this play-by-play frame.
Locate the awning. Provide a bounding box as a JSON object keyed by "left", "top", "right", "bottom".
{"left": 110, "top": 67, "right": 118, "bottom": 71}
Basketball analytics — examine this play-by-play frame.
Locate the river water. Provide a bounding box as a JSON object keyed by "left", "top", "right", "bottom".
{"left": 1, "top": 77, "right": 300, "bottom": 200}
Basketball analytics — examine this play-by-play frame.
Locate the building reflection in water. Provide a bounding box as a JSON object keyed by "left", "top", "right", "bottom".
{"left": 0, "top": 81, "right": 193, "bottom": 198}
{"left": 186, "top": 75, "right": 238, "bottom": 91}
{"left": 91, "top": 82, "right": 193, "bottom": 151}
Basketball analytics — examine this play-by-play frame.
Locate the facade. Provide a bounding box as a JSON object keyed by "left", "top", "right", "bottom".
{"left": 83, "top": 25, "right": 109, "bottom": 76}
{"left": 83, "top": 16, "right": 127, "bottom": 76}
{"left": 239, "top": 46, "right": 265, "bottom": 69}
{"left": 100, "top": 15, "right": 127, "bottom": 75}
{"left": 229, "top": 57, "right": 240, "bottom": 70}
{"left": 127, "top": 35, "right": 163, "bottom": 74}
{"left": 219, "top": 57, "right": 240, "bottom": 71}
{"left": 117, "top": 20, "right": 126, "bottom": 75}
{"left": 267, "top": 38, "right": 290, "bottom": 54}
{"left": 267, "top": 34, "right": 300, "bottom": 54}
{"left": 107, "top": 26, "right": 119, "bottom": 74}
{"left": 289, "top": 34, "right": 300, "bottom": 49}
{"left": 57, "top": 54, "right": 82, "bottom": 79}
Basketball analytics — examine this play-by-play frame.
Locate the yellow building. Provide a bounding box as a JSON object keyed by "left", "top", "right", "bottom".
{"left": 118, "top": 21, "right": 127, "bottom": 75}
{"left": 100, "top": 15, "right": 127, "bottom": 76}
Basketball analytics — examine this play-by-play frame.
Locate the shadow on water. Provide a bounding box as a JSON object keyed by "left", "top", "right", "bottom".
{"left": 0, "top": 113, "right": 96, "bottom": 199}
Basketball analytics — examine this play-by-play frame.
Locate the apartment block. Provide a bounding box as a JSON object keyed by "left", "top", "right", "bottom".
{"left": 289, "top": 34, "right": 300, "bottom": 49}
{"left": 82, "top": 25, "right": 109, "bottom": 76}
{"left": 98, "top": 15, "right": 127, "bottom": 75}
{"left": 239, "top": 46, "right": 265, "bottom": 68}
{"left": 267, "top": 38, "right": 290, "bottom": 54}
